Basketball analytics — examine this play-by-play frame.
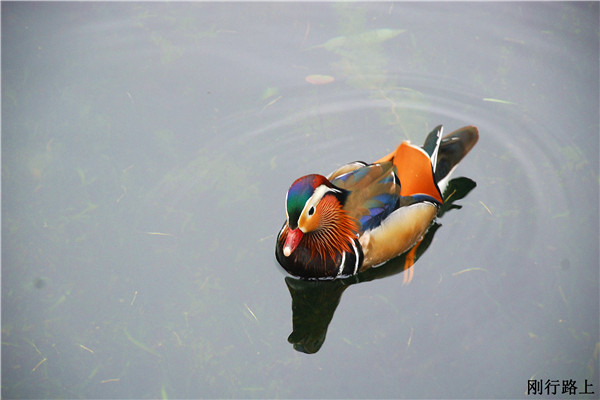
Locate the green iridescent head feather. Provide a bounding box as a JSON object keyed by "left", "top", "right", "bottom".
{"left": 286, "top": 175, "right": 327, "bottom": 229}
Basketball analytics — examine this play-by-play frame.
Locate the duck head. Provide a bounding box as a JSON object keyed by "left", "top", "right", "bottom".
{"left": 282, "top": 174, "right": 356, "bottom": 260}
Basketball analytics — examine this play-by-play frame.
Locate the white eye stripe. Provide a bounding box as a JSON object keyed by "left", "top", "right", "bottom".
{"left": 299, "top": 184, "right": 340, "bottom": 223}
{"left": 312, "top": 184, "right": 340, "bottom": 201}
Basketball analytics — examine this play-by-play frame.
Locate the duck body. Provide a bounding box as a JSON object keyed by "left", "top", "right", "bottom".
{"left": 276, "top": 125, "right": 479, "bottom": 279}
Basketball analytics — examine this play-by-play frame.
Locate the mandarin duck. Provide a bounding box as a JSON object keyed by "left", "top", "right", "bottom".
{"left": 275, "top": 125, "right": 479, "bottom": 279}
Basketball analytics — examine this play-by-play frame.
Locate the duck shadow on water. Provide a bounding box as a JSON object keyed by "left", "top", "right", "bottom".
{"left": 284, "top": 177, "right": 477, "bottom": 354}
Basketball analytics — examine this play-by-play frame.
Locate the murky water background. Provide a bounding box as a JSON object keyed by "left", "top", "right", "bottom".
{"left": 2, "top": 3, "right": 598, "bottom": 398}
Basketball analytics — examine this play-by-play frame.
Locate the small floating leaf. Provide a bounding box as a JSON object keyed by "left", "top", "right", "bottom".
{"left": 100, "top": 378, "right": 120, "bottom": 384}
{"left": 305, "top": 74, "right": 335, "bottom": 85}
{"left": 452, "top": 267, "right": 489, "bottom": 276}
{"left": 32, "top": 357, "right": 47, "bottom": 372}
{"left": 503, "top": 37, "right": 525, "bottom": 45}
{"left": 558, "top": 285, "right": 568, "bottom": 306}
{"left": 309, "top": 35, "right": 347, "bottom": 51}
{"left": 124, "top": 328, "right": 161, "bottom": 357}
{"left": 79, "top": 344, "right": 94, "bottom": 354}
{"left": 361, "top": 28, "right": 406, "bottom": 43}
{"left": 483, "top": 97, "right": 517, "bottom": 105}
{"left": 307, "top": 28, "right": 406, "bottom": 51}
{"left": 479, "top": 200, "right": 493, "bottom": 215}
{"left": 261, "top": 86, "right": 279, "bottom": 100}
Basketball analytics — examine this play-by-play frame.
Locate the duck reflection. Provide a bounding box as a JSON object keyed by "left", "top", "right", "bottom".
{"left": 284, "top": 177, "right": 476, "bottom": 354}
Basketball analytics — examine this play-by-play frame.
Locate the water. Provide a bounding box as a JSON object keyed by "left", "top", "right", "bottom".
{"left": 2, "top": 2, "right": 598, "bottom": 398}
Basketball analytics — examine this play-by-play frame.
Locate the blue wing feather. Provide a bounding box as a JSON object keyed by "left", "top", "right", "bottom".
{"left": 332, "top": 162, "right": 404, "bottom": 232}
{"left": 360, "top": 193, "right": 399, "bottom": 230}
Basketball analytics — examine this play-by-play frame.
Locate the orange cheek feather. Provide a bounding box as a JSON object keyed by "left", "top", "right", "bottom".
{"left": 298, "top": 208, "right": 320, "bottom": 232}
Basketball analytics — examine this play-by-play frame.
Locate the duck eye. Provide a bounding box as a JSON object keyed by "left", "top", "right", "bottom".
{"left": 308, "top": 206, "right": 315, "bottom": 216}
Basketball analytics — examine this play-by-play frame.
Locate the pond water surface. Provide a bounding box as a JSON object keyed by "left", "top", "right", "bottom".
{"left": 2, "top": 2, "right": 599, "bottom": 399}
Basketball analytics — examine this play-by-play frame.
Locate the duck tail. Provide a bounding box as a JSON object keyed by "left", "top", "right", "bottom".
{"left": 434, "top": 126, "right": 479, "bottom": 192}
{"left": 421, "top": 125, "right": 443, "bottom": 168}
{"left": 373, "top": 125, "right": 478, "bottom": 205}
